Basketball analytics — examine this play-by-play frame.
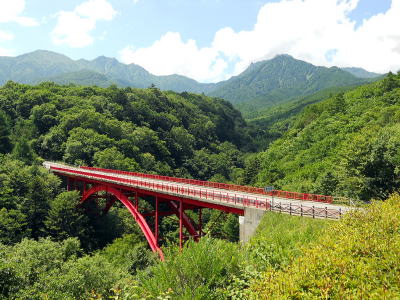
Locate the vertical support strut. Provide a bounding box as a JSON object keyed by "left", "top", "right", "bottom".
{"left": 67, "top": 177, "right": 70, "bottom": 191}
{"left": 179, "top": 200, "right": 183, "bottom": 249}
{"left": 135, "top": 192, "right": 139, "bottom": 209}
{"left": 155, "top": 196, "right": 159, "bottom": 247}
{"left": 198, "top": 208, "right": 202, "bottom": 237}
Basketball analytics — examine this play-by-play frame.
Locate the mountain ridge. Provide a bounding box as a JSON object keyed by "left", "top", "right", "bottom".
{"left": 0, "top": 50, "right": 379, "bottom": 111}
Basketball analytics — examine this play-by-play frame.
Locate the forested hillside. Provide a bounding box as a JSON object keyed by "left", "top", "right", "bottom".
{"left": 0, "top": 81, "right": 253, "bottom": 180}
{"left": 251, "top": 72, "right": 400, "bottom": 201}
{"left": 1, "top": 72, "right": 400, "bottom": 298}
{"left": 0, "top": 81, "right": 254, "bottom": 298}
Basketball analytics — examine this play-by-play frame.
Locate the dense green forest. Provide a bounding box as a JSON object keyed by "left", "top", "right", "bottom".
{"left": 1, "top": 72, "right": 400, "bottom": 298}
{"left": 249, "top": 72, "right": 400, "bottom": 201}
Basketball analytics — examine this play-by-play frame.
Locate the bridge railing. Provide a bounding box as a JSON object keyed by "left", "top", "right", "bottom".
{"left": 80, "top": 166, "right": 333, "bottom": 204}
{"left": 50, "top": 165, "right": 343, "bottom": 219}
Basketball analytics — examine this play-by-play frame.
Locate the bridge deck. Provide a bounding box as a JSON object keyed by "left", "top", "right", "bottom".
{"left": 44, "top": 162, "right": 352, "bottom": 220}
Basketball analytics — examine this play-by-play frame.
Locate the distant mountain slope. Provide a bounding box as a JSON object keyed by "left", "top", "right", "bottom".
{"left": 0, "top": 51, "right": 379, "bottom": 112}
{"left": 0, "top": 50, "right": 213, "bottom": 93}
{"left": 33, "top": 69, "right": 118, "bottom": 87}
{"left": 342, "top": 67, "right": 383, "bottom": 78}
{"left": 0, "top": 50, "right": 78, "bottom": 84}
{"left": 209, "top": 55, "right": 373, "bottom": 110}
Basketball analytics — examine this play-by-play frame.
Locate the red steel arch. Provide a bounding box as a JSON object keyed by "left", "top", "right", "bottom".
{"left": 81, "top": 184, "right": 164, "bottom": 260}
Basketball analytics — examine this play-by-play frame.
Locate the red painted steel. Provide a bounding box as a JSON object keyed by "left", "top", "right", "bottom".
{"left": 80, "top": 165, "right": 333, "bottom": 203}
{"left": 168, "top": 201, "right": 199, "bottom": 241}
{"left": 47, "top": 162, "right": 343, "bottom": 259}
{"left": 81, "top": 184, "right": 164, "bottom": 260}
{"left": 50, "top": 166, "right": 259, "bottom": 212}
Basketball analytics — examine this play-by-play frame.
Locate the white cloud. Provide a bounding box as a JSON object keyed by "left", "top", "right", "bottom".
{"left": 120, "top": 0, "right": 400, "bottom": 82}
{"left": 52, "top": 0, "right": 117, "bottom": 48}
{"left": 133, "top": 0, "right": 139, "bottom": 4}
{"left": 0, "top": 0, "right": 38, "bottom": 26}
{"left": 120, "top": 32, "right": 227, "bottom": 82}
{"left": 0, "top": 30, "right": 14, "bottom": 41}
{"left": 0, "top": 47, "right": 14, "bottom": 56}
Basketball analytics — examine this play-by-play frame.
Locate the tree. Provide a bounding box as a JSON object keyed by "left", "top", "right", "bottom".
{"left": 93, "top": 147, "right": 139, "bottom": 171}
{"left": 0, "top": 208, "right": 29, "bottom": 244}
{"left": 44, "top": 191, "right": 91, "bottom": 243}
{"left": 12, "top": 137, "right": 36, "bottom": 165}
{"left": 31, "top": 103, "right": 58, "bottom": 134}
{"left": 0, "top": 111, "right": 11, "bottom": 154}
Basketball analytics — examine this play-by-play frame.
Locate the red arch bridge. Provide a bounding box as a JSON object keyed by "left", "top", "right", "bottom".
{"left": 44, "top": 161, "right": 351, "bottom": 260}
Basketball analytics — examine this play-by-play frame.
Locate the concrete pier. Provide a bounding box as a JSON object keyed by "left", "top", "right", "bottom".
{"left": 239, "top": 207, "right": 266, "bottom": 243}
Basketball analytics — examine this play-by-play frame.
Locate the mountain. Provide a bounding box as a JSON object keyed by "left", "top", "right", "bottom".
{"left": 208, "top": 55, "right": 374, "bottom": 110}
{"left": 0, "top": 50, "right": 213, "bottom": 93}
{"left": 0, "top": 51, "right": 379, "bottom": 113}
{"left": 341, "top": 67, "right": 383, "bottom": 78}
{"left": 33, "top": 69, "right": 118, "bottom": 87}
{"left": 0, "top": 50, "right": 78, "bottom": 84}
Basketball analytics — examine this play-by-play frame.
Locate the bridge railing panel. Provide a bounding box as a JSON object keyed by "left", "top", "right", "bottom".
{"left": 80, "top": 166, "right": 333, "bottom": 204}
{"left": 50, "top": 165, "right": 342, "bottom": 220}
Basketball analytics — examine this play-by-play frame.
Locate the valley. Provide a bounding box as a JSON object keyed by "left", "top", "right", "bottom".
{"left": 0, "top": 50, "right": 399, "bottom": 299}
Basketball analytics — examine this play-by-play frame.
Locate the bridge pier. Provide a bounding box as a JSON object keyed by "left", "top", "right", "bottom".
{"left": 239, "top": 207, "right": 266, "bottom": 243}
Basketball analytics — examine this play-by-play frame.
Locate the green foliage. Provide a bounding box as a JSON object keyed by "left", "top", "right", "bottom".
{"left": 245, "top": 212, "right": 330, "bottom": 271}
{"left": 0, "top": 111, "right": 11, "bottom": 154}
{"left": 0, "top": 81, "right": 250, "bottom": 181}
{"left": 34, "top": 253, "right": 130, "bottom": 299}
{"left": 12, "top": 137, "right": 36, "bottom": 164}
{"left": 93, "top": 147, "right": 139, "bottom": 171}
{"left": 256, "top": 72, "right": 400, "bottom": 200}
{"left": 44, "top": 191, "right": 91, "bottom": 242}
{"left": 0, "top": 237, "right": 133, "bottom": 299}
{"left": 0, "top": 238, "right": 81, "bottom": 297}
{"left": 250, "top": 194, "right": 400, "bottom": 299}
{"left": 0, "top": 208, "right": 29, "bottom": 244}
{"left": 0, "top": 156, "right": 60, "bottom": 241}
{"left": 101, "top": 234, "right": 157, "bottom": 275}
{"left": 136, "top": 237, "right": 242, "bottom": 299}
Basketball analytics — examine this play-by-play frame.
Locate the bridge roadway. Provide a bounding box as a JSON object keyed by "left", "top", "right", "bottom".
{"left": 44, "top": 161, "right": 351, "bottom": 220}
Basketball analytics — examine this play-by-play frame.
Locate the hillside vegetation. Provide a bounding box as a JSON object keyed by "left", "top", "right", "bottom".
{"left": 250, "top": 193, "right": 400, "bottom": 298}
{"left": 252, "top": 72, "right": 400, "bottom": 201}
{"left": 1, "top": 72, "right": 400, "bottom": 298}
{"left": 0, "top": 81, "right": 252, "bottom": 181}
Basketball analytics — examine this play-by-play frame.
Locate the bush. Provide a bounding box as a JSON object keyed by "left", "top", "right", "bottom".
{"left": 250, "top": 194, "right": 400, "bottom": 298}
{"left": 136, "top": 237, "right": 243, "bottom": 299}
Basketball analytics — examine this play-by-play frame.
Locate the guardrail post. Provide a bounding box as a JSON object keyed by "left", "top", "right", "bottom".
{"left": 325, "top": 207, "right": 328, "bottom": 219}
{"left": 301, "top": 204, "right": 303, "bottom": 217}
{"left": 289, "top": 203, "right": 292, "bottom": 215}
{"left": 339, "top": 208, "right": 342, "bottom": 219}
{"left": 312, "top": 206, "right": 315, "bottom": 218}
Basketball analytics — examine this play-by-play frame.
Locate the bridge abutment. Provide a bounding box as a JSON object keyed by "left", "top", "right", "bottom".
{"left": 239, "top": 207, "right": 266, "bottom": 243}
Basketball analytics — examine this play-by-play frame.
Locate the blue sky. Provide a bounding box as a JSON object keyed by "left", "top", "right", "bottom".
{"left": 0, "top": 0, "right": 398, "bottom": 82}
